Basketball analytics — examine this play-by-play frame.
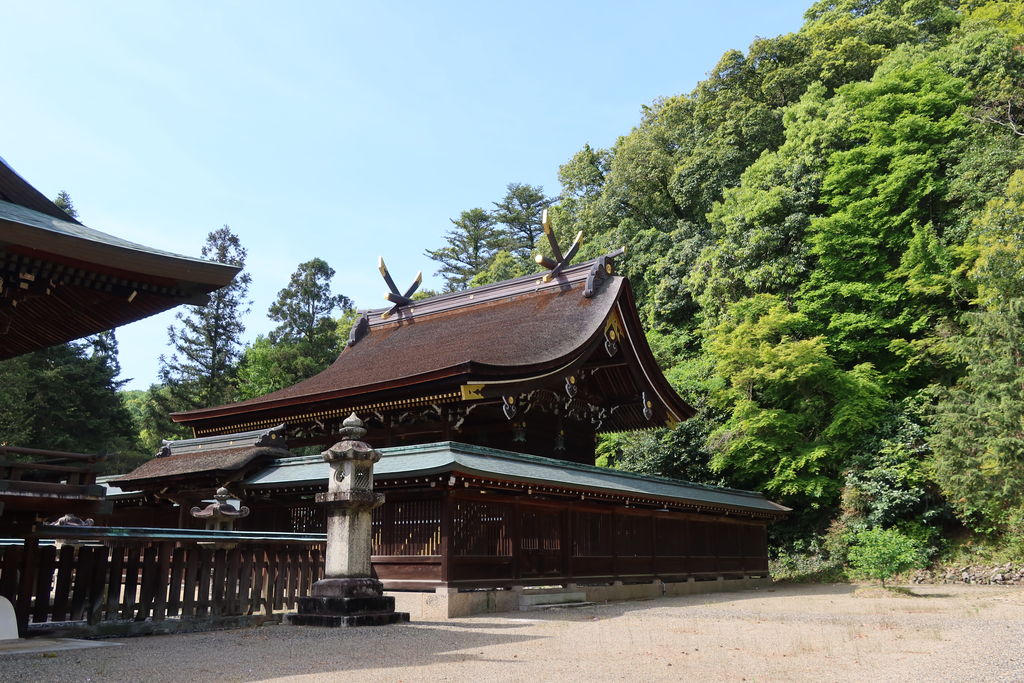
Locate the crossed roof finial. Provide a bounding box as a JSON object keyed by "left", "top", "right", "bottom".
{"left": 534, "top": 209, "right": 583, "bottom": 283}
{"left": 378, "top": 256, "right": 422, "bottom": 320}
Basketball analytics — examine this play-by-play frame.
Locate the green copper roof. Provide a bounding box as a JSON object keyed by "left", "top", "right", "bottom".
{"left": 0, "top": 199, "right": 213, "bottom": 264}
{"left": 244, "top": 441, "right": 789, "bottom": 515}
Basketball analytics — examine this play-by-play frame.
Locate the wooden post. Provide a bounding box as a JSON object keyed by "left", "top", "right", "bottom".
{"left": 510, "top": 501, "right": 521, "bottom": 583}
{"left": 439, "top": 490, "right": 451, "bottom": 587}
{"left": 153, "top": 542, "right": 172, "bottom": 621}
{"left": 86, "top": 547, "right": 109, "bottom": 625}
{"left": 15, "top": 537, "right": 38, "bottom": 635}
{"left": 561, "top": 506, "right": 572, "bottom": 583}
{"left": 31, "top": 545, "right": 57, "bottom": 624}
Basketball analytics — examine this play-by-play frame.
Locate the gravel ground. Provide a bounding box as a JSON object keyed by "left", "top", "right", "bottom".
{"left": 1, "top": 583, "right": 1022, "bottom": 682}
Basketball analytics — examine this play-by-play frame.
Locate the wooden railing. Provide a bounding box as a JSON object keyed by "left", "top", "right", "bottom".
{"left": 0, "top": 527, "right": 326, "bottom": 636}
{"left": 0, "top": 445, "right": 103, "bottom": 488}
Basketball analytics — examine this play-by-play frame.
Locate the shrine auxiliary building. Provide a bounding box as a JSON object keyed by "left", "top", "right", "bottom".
{"left": 114, "top": 252, "right": 788, "bottom": 602}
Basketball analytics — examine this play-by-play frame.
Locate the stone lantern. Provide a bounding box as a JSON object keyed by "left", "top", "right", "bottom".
{"left": 190, "top": 487, "right": 250, "bottom": 531}
{"left": 289, "top": 413, "right": 409, "bottom": 627}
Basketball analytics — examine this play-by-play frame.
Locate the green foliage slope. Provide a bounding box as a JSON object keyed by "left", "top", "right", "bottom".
{"left": 427, "top": 0, "right": 1024, "bottom": 556}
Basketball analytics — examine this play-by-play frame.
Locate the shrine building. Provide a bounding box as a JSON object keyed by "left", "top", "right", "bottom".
{"left": 112, "top": 250, "right": 788, "bottom": 596}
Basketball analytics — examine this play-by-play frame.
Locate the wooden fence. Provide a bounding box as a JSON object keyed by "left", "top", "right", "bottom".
{"left": 0, "top": 527, "right": 325, "bottom": 636}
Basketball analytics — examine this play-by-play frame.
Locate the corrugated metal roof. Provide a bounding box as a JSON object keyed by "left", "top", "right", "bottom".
{"left": 244, "top": 441, "right": 789, "bottom": 515}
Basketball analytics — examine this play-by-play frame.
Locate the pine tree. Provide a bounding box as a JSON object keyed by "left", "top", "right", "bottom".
{"left": 268, "top": 258, "right": 351, "bottom": 351}
{"left": 425, "top": 208, "right": 500, "bottom": 291}
{"left": 53, "top": 190, "right": 78, "bottom": 220}
{"left": 492, "top": 183, "right": 552, "bottom": 257}
{"left": 158, "top": 226, "right": 251, "bottom": 409}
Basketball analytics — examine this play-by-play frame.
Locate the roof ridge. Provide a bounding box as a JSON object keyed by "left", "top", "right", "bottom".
{"left": 363, "top": 255, "right": 610, "bottom": 328}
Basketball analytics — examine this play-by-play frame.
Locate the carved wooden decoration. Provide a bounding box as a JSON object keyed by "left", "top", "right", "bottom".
{"left": 642, "top": 392, "right": 654, "bottom": 420}
{"left": 502, "top": 395, "right": 517, "bottom": 420}
{"left": 564, "top": 375, "right": 578, "bottom": 398}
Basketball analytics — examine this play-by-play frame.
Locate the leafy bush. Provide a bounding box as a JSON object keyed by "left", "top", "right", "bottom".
{"left": 847, "top": 528, "right": 924, "bottom": 586}
{"left": 769, "top": 550, "right": 846, "bottom": 583}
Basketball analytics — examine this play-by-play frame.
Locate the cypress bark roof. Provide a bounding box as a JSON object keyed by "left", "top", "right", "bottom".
{"left": 113, "top": 426, "right": 290, "bottom": 489}
{"left": 173, "top": 256, "right": 694, "bottom": 433}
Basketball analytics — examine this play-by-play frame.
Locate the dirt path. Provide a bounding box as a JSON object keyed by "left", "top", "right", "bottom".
{"left": 2, "top": 583, "right": 1022, "bottom": 682}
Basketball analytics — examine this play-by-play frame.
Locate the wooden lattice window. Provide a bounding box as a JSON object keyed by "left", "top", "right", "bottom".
{"left": 573, "top": 511, "right": 612, "bottom": 556}
{"left": 452, "top": 500, "right": 512, "bottom": 556}
{"left": 615, "top": 514, "right": 652, "bottom": 557}
{"left": 520, "top": 509, "right": 561, "bottom": 551}
{"left": 372, "top": 498, "right": 442, "bottom": 556}
{"left": 288, "top": 504, "right": 325, "bottom": 533}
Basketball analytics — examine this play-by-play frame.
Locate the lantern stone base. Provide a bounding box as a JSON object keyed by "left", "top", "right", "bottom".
{"left": 311, "top": 577, "right": 385, "bottom": 598}
{"left": 288, "top": 577, "right": 409, "bottom": 628}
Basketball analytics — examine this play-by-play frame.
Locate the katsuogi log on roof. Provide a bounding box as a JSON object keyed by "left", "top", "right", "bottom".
{"left": 0, "top": 157, "right": 240, "bottom": 358}
{"left": 174, "top": 251, "right": 695, "bottom": 461}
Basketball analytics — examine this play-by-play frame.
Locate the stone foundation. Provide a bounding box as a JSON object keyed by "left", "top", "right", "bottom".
{"left": 388, "top": 576, "right": 772, "bottom": 620}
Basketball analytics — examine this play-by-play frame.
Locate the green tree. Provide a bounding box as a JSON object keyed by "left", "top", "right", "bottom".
{"left": 268, "top": 259, "right": 351, "bottom": 358}
{"left": 929, "top": 171, "right": 1024, "bottom": 531}
{"left": 798, "top": 59, "right": 968, "bottom": 383}
{"left": 425, "top": 208, "right": 500, "bottom": 291}
{"left": 598, "top": 413, "right": 723, "bottom": 486}
{"left": 467, "top": 250, "right": 533, "bottom": 287}
{"left": 236, "top": 259, "right": 350, "bottom": 400}
{"left": 706, "top": 295, "right": 888, "bottom": 511}
{"left": 0, "top": 338, "right": 138, "bottom": 470}
{"left": 158, "top": 226, "right": 251, "bottom": 409}
{"left": 847, "top": 527, "right": 924, "bottom": 587}
{"left": 492, "top": 183, "right": 552, "bottom": 257}
{"left": 53, "top": 190, "right": 78, "bottom": 220}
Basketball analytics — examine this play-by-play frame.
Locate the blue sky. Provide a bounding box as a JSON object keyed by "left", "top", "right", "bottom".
{"left": 3, "top": 1, "right": 810, "bottom": 390}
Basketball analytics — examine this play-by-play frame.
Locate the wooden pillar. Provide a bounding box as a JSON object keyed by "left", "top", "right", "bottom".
{"left": 440, "top": 489, "right": 451, "bottom": 587}
{"left": 511, "top": 501, "right": 521, "bottom": 583}
{"left": 561, "top": 505, "right": 572, "bottom": 582}
{"left": 610, "top": 508, "right": 618, "bottom": 580}
{"left": 649, "top": 512, "right": 657, "bottom": 579}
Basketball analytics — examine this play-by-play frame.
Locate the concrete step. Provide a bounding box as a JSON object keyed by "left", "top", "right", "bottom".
{"left": 518, "top": 591, "right": 587, "bottom": 607}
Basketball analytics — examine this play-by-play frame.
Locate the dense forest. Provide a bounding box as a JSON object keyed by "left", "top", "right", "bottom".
{"left": 423, "top": 0, "right": 1024, "bottom": 567}
{"left": 1, "top": 0, "right": 1022, "bottom": 570}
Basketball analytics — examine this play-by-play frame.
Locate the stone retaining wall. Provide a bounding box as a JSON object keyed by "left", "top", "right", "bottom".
{"left": 910, "top": 564, "right": 1024, "bottom": 586}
